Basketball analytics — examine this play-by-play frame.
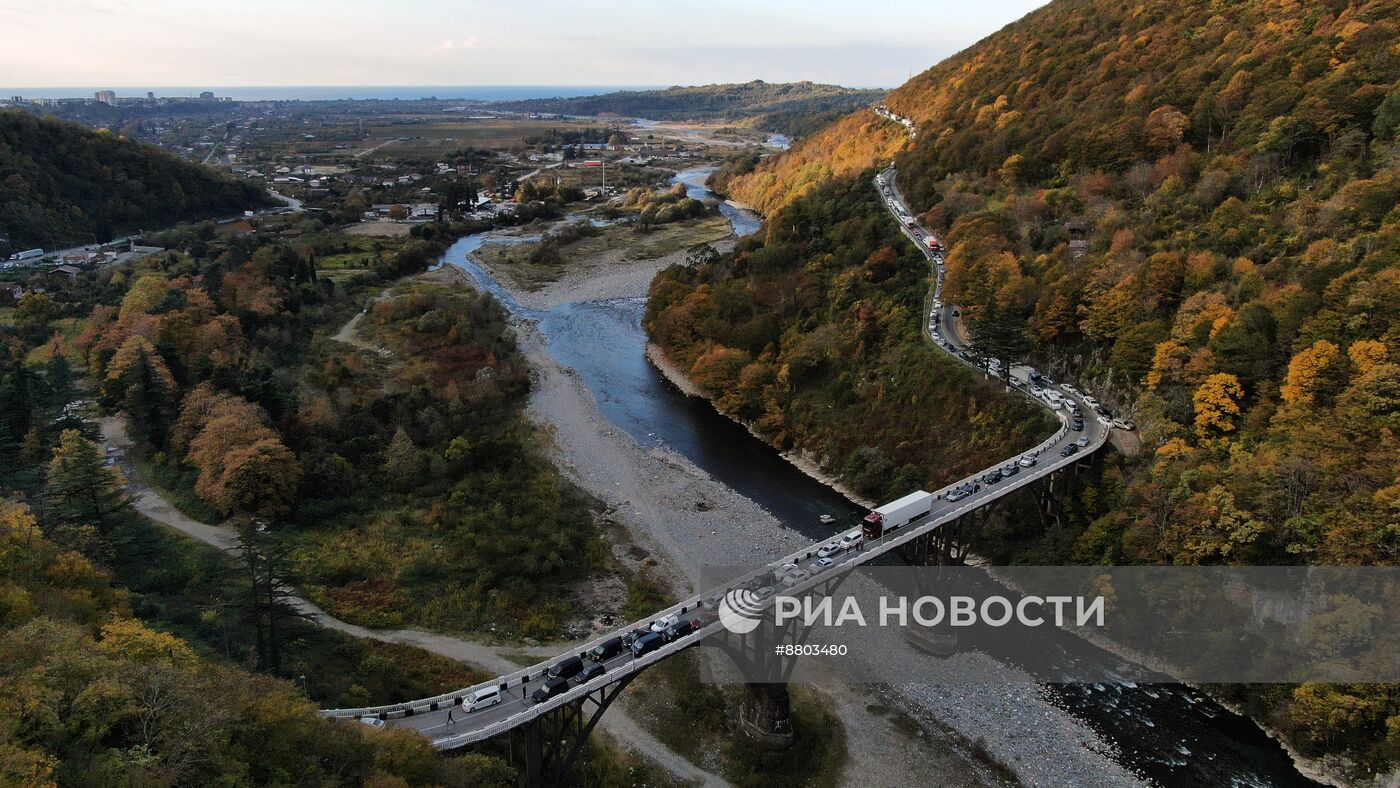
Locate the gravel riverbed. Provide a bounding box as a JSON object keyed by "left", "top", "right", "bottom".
{"left": 450, "top": 239, "right": 1145, "bottom": 787}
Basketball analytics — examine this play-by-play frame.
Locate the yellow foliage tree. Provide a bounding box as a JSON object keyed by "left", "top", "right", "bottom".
{"left": 1146, "top": 340, "right": 1190, "bottom": 389}
{"left": 97, "top": 618, "right": 197, "bottom": 666}
{"left": 1193, "top": 372, "right": 1244, "bottom": 440}
{"left": 1281, "top": 340, "right": 1340, "bottom": 404}
{"left": 1347, "top": 339, "right": 1388, "bottom": 376}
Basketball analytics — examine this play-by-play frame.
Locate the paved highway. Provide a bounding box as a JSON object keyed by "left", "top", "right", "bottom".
{"left": 322, "top": 166, "right": 1113, "bottom": 748}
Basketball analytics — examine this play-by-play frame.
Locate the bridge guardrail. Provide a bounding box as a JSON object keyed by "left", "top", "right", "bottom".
{"left": 321, "top": 165, "right": 1109, "bottom": 737}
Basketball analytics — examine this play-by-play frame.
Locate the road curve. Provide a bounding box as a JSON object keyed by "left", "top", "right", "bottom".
{"left": 321, "top": 164, "right": 1114, "bottom": 751}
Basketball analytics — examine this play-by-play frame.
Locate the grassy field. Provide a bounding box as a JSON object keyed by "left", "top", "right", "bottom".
{"left": 476, "top": 213, "right": 732, "bottom": 290}
{"left": 359, "top": 118, "right": 610, "bottom": 157}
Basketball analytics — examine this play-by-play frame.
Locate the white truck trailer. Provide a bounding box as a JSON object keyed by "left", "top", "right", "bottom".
{"left": 861, "top": 490, "right": 934, "bottom": 540}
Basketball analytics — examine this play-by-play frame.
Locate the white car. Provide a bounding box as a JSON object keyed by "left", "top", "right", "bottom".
{"left": 839, "top": 530, "right": 864, "bottom": 549}
{"left": 650, "top": 614, "right": 679, "bottom": 633}
{"left": 778, "top": 562, "right": 799, "bottom": 577}
{"left": 1112, "top": 418, "right": 1136, "bottom": 431}
{"left": 781, "top": 568, "right": 811, "bottom": 587}
{"left": 1061, "top": 384, "right": 1080, "bottom": 395}
{"left": 1082, "top": 395, "right": 1100, "bottom": 409}
{"left": 1076, "top": 436, "right": 1090, "bottom": 447}
{"left": 809, "top": 557, "right": 835, "bottom": 573}
{"left": 817, "top": 542, "right": 841, "bottom": 558}
{"left": 1018, "top": 454, "right": 1038, "bottom": 468}
{"left": 359, "top": 718, "right": 387, "bottom": 729}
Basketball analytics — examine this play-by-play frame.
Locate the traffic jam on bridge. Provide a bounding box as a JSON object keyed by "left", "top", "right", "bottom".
{"left": 324, "top": 149, "right": 1125, "bottom": 749}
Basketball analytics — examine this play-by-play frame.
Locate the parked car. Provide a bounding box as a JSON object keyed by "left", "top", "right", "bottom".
{"left": 464, "top": 686, "right": 502, "bottom": 712}
{"left": 588, "top": 636, "right": 624, "bottom": 662}
{"left": 663, "top": 619, "right": 695, "bottom": 642}
{"left": 781, "top": 568, "right": 811, "bottom": 587}
{"left": 1112, "top": 418, "right": 1136, "bottom": 431}
{"left": 839, "top": 530, "right": 864, "bottom": 549}
{"left": 701, "top": 594, "right": 723, "bottom": 611}
{"left": 547, "top": 655, "right": 584, "bottom": 680}
{"left": 1060, "top": 444, "right": 1079, "bottom": 457}
{"left": 1018, "top": 454, "right": 1038, "bottom": 468}
{"left": 754, "top": 586, "right": 776, "bottom": 602}
{"left": 631, "top": 632, "right": 665, "bottom": 658}
{"left": 691, "top": 610, "right": 719, "bottom": 628}
{"left": 622, "top": 627, "right": 650, "bottom": 647}
{"left": 1001, "top": 463, "right": 1019, "bottom": 477}
{"left": 982, "top": 470, "right": 1002, "bottom": 485}
{"left": 817, "top": 542, "right": 841, "bottom": 558}
{"left": 532, "top": 676, "right": 570, "bottom": 703}
{"left": 809, "top": 557, "right": 835, "bottom": 573}
{"left": 1071, "top": 420, "right": 1083, "bottom": 432}
{"left": 578, "top": 662, "right": 607, "bottom": 683}
{"left": 359, "top": 717, "right": 387, "bottom": 729}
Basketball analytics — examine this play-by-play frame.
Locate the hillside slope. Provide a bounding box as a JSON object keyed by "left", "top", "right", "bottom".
{"left": 491, "top": 80, "right": 887, "bottom": 137}
{"left": 656, "top": 0, "right": 1400, "bottom": 779}
{"left": 0, "top": 111, "right": 271, "bottom": 252}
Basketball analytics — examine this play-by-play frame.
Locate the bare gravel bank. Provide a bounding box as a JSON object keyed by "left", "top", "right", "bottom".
{"left": 441, "top": 233, "right": 1144, "bottom": 786}
{"left": 475, "top": 230, "right": 735, "bottom": 312}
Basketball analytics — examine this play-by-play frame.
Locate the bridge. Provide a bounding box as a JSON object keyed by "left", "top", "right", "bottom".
{"left": 320, "top": 165, "right": 1115, "bottom": 785}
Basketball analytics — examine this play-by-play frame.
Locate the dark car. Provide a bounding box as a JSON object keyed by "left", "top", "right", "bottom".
{"left": 1071, "top": 420, "right": 1083, "bottom": 432}
{"left": 578, "top": 662, "right": 607, "bottom": 683}
{"left": 1001, "top": 463, "right": 1019, "bottom": 477}
{"left": 631, "top": 632, "right": 665, "bottom": 658}
{"left": 1060, "top": 444, "right": 1079, "bottom": 457}
{"left": 622, "top": 627, "right": 650, "bottom": 647}
{"left": 547, "top": 655, "right": 584, "bottom": 680}
{"left": 691, "top": 610, "right": 719, "bottom": 628}
{"left": 982, "top": 470, "right": 1001, "bottom": 485}
{"left": 663, "top": 619, "right": 695, "bottom": 642}
{"left": 531, "top": 676, "right": 570, "bottom": 704}
{"left": 588, "top": 636, "right": 624, "bottom": 662}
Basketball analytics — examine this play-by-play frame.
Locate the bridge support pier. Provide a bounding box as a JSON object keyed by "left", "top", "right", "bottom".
{"left": 738, "top": 683, "right": 795, "bottom": 746}
{"left": 508, "top": 674, "right": 635, "bottom": 788}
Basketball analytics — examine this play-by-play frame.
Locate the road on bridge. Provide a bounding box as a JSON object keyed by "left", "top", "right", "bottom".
{"left": 324, "top": 163, "right": 1116, "bottom": 751}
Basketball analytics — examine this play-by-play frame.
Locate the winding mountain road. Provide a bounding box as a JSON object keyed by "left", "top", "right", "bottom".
{"left": 322, "top": 164, "right": 1114, "bottom": 753}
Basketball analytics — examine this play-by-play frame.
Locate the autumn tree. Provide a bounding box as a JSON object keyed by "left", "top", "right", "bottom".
{"left": 1281, "top": 340, "right": 1342, "bottom": 406}
{"left": 184, "top": 392, "right": 299, "bottom": 517}
{"left": 1193, "top": 373, "right": 1244, "bottom": 440}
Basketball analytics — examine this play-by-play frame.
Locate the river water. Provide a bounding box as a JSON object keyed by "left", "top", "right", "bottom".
{"left": 439, "top": 170, "right": 1319, "bottom": 787}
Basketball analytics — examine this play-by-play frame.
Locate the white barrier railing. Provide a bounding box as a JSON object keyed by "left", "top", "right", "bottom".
{"left": 319, "top": 166, "right": 1109, "bottom": 741}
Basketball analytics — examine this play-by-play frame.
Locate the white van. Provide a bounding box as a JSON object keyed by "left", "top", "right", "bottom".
{"left": 464, "top": 686, "right": 502, "bottom": 712}
{"left": 1043, "top": 389, "right": 1063, "bottom": 406}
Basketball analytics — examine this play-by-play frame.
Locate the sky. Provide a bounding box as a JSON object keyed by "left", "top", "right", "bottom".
{"left": 0, "top": 0, "right": 1048, "bottom": 90}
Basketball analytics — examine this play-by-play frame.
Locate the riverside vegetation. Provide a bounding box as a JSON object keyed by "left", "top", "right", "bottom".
{"left": 651, "top": 0, "right": 1400, "bottom": 778}
{"left": 0, "top": 114, "right": 639, "bottom": 781}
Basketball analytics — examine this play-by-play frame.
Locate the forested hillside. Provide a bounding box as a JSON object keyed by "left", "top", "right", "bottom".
{"left": 662, "top": 0, "right": 1400, "bottom": 777}
{"left": 0, "top": 111, "right": 271, "bottom": 252}
{"left": 492, "top": 80, "right": 887, "bottom": 138}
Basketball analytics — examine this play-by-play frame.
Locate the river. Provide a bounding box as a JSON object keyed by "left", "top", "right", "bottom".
{"left": 438, "top": 169, "right": 1320, "bottom": 787}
